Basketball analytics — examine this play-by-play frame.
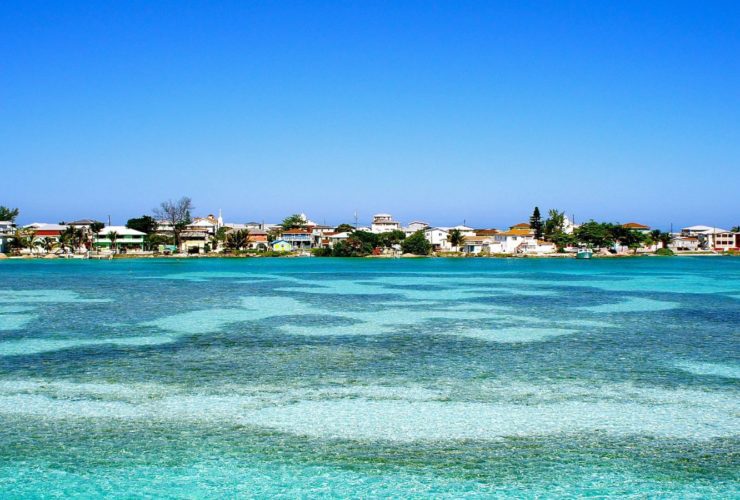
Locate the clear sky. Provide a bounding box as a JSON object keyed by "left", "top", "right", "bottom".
{"left": 2, "top": 1, "right": 738, "bottom": 229}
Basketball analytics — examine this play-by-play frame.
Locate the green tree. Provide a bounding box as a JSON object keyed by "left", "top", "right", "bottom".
{"left": 543, "top": 209, "right": 566, "bottom": 240}
{"left": 447, "top": 229, "right": 465, "bottom": 251}
{"left": 529, "top": 207, "right": 543, "bottom": 240}
{"left": 619, "top": 229, "right": 646, "bottom": 254}
{"left": 334, "top": 223, "right": 355, "bottom": 233}
{"left": 0, "top": 206, "right": 19, "bottom": 222}
{"left": 9, "top": 228, "right": 36, "bottom": 255}
{"left": 41, "top": 237, "right": 57, "bottom": 253}
{"left": 126, "top": 216, "right": 158, "bottom": 235}
{"left": 731, "top": 226, "right": 740, "bottom": 233}
{"left": 376, "top": 229, "right": 406, "bottom": 248}
{"left": 401, "top": 230, "right": 432, "bottom": 255}
{"left": 108, "top": 231, "right": 119, "bottom": 253}
{"left": 281, "top": 214, "right": 306, "bottom": 229}
{"left": 575, "top": 221, "right": 614, "bottom": 249}
{"left": 225, "top": 229, "right": 250, "bottom": 251}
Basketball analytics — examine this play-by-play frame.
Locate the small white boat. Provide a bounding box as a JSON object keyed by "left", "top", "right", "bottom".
{"left": 576, "top": 248, "right": 593, "bottom": 259}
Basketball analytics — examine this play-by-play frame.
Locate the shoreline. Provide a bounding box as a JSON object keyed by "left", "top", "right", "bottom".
{"left": 0, "top": 252, "right": 732, "bottom": 261}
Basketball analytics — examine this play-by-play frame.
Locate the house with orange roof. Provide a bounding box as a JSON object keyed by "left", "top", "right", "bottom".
{"left": 622, "top": 222, "right": 651, "bottom": 234}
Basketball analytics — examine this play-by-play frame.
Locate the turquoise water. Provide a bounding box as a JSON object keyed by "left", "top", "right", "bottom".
{"left": 0, "top": 257, "right": 738, "bottom": 497}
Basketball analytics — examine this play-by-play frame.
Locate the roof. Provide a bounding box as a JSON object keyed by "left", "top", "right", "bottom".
{"left": 623, "top": 222, "right": 650, "bottom": 229}
{"left": 497, "top": 229, "right": 534, "bottom": 237}
{"left": 68, "top": 219, "right": 102, "bottom": 226}
{"left": 25, "top": 223, "right": 67, "bottom": 231}
{"left": 283, "top": 229, "right": 312, "bottom": 234}
{"left": 464, "top": 235, "right": 487, "bottom": 242}
{"left": 475, "top": 229, "right": 499, "bottom": 236}
{"left": 682, "top": 225, "right": 730, "bottom": 233}
{"left": 98, "top": 226, "right": 146, "bottom": 236}
{"left": 511, "top": 223, "right": 530, "bottom": 229}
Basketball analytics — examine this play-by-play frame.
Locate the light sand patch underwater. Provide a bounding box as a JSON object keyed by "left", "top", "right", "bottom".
{"left": 576, "top": 297, "right": 677, "bottom": 313}
{"left": 0, "top": 380, "right": 735, "bottom": 442}
{"left": 0, "top": 314, "right": 36, "bottom": 331}
{"left": 451, "top": 326, "right": 578, "bottom": 343}
{"left": 675, "top": 361, "right": 740, "bottom": 379}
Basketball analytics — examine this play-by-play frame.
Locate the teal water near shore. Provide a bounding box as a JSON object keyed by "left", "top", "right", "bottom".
{"left": 0, "top": 257, "right": 738, "bottom": 497}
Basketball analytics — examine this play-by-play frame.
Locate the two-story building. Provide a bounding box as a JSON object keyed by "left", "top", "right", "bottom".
{"left": 0, "top": 220, "right": 16, "bottom": 253}
{"left": 93, "top": 226, "right": 146, "bottom": 252}
{"left": 281, "top": 229, "right": 313, "bottom": 249}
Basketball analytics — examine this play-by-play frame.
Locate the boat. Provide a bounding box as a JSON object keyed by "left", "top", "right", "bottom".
{"left": 576, "top": 248, "right": 593, "bottom": 259}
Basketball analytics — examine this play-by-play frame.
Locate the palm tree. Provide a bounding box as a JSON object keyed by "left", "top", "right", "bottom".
{"left": 108, "top": 231, "right": 119, "bottom": 254}
{"left": 41, "top": 237, "right": 57, "bottom": 254}
{"left": 9, "top": 228, "right": 30, "bottom": 255}
{"left": 447, "top": 229, "right": 465, "bottom": 252}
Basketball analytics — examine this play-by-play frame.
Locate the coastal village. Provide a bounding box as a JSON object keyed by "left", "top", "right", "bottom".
{"left": 0, "top": 202, "right": 738, "bottom": 258}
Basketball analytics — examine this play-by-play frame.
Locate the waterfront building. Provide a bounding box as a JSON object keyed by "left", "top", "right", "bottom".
{"left": 281, "top": 229, "right": 313, "bottom": 249}
{"left": 371, "top": 214, "right": 401, "bottom": 233}
{"left": 24, "top": 223, "right": 67, "bottom": 239}
{"left": 622, "top": 222, "right": 651, "bottom": 234}
{"left": 93, "top": 226, "right": 146, "bottom": 252}
{"left": 423, "top": 228, "right": 451, "bottom": 252}
{"left": 493, "top": 227, "right": 537, "bottom": 254}
{"left": 680, "top": 225, "right": 731, "bottom": 250}
{"left": 271, "top": 239, "right": 292, "bottom": 252}
{"left": 0, "top": 220, "right": 15, "bottom": 253}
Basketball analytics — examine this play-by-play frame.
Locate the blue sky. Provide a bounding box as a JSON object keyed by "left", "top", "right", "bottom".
{"left": 2, "top": 1, "right": 738, "bottom": 229}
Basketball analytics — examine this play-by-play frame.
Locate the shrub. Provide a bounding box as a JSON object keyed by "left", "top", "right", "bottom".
{"left": 655, "top": 248, "right": 674, "bottom": 256}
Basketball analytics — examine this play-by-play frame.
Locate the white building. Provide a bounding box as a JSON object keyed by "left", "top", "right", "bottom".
{"left": 680, "top": 225, "right": 731, "bottom": 250}
{"left": 0, "top": 221, "right": 15, "bottom": 253}
{"left": 371, "top": 214, "right": 401, "bottom": 234}
{"left": 403, "top": 221, "right": 429, "bottom": 236}
{"left": 423, "top": 227, "right": 451, "bottom": 252}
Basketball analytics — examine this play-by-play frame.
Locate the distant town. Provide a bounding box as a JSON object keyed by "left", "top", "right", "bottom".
{"left": 0, "top": 199, "right": 738, "bottom": 258}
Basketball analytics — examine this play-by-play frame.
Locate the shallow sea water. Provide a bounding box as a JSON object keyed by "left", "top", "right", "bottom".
{"left": 0, "top": 257, "right": 738, "bottom": 497}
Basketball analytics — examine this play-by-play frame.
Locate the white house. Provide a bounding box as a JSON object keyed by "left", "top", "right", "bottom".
{"left": 371, "top": 214, "right": 401, "bottom": 234}
{"left": 423, "top": 228, "right": 451, "bottom": 252}
{"left": 493, "top": 228, "right": 537, "bottom": 254}
{"left": 0, "top": 221, "right": 15, "bottom": 253}
{"left": 406, "top": 221, "right": 429, "bottom": 233}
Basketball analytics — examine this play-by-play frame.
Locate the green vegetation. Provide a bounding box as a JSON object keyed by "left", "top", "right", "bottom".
{"left": 0, "top": 206, "right": 19, "bottom": 222}
{"left": 334, "top": 223, "right": 355, "bottom": 233}
{"left": 224, "top": 229, "right": 250, "bottom": 251}
{"left": 655, "top": 248, "right": 674, "bottom": 256}
{"left": 731, "top": 226, "right": 740, "bottom": 233}
{"left": 529, "top": 207, "right": 543, "bottom": 240}
{"left": 401, "top": 230, "right": 432, "bottom": 255}
{"left": 447, "top": 229, "right": 465, "bottom": 251}
{"left": 126, "top": 216, "right": 158, "bottom": 235}
{"left": 281, "top": 214, "right": 306, "bottom": 229}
